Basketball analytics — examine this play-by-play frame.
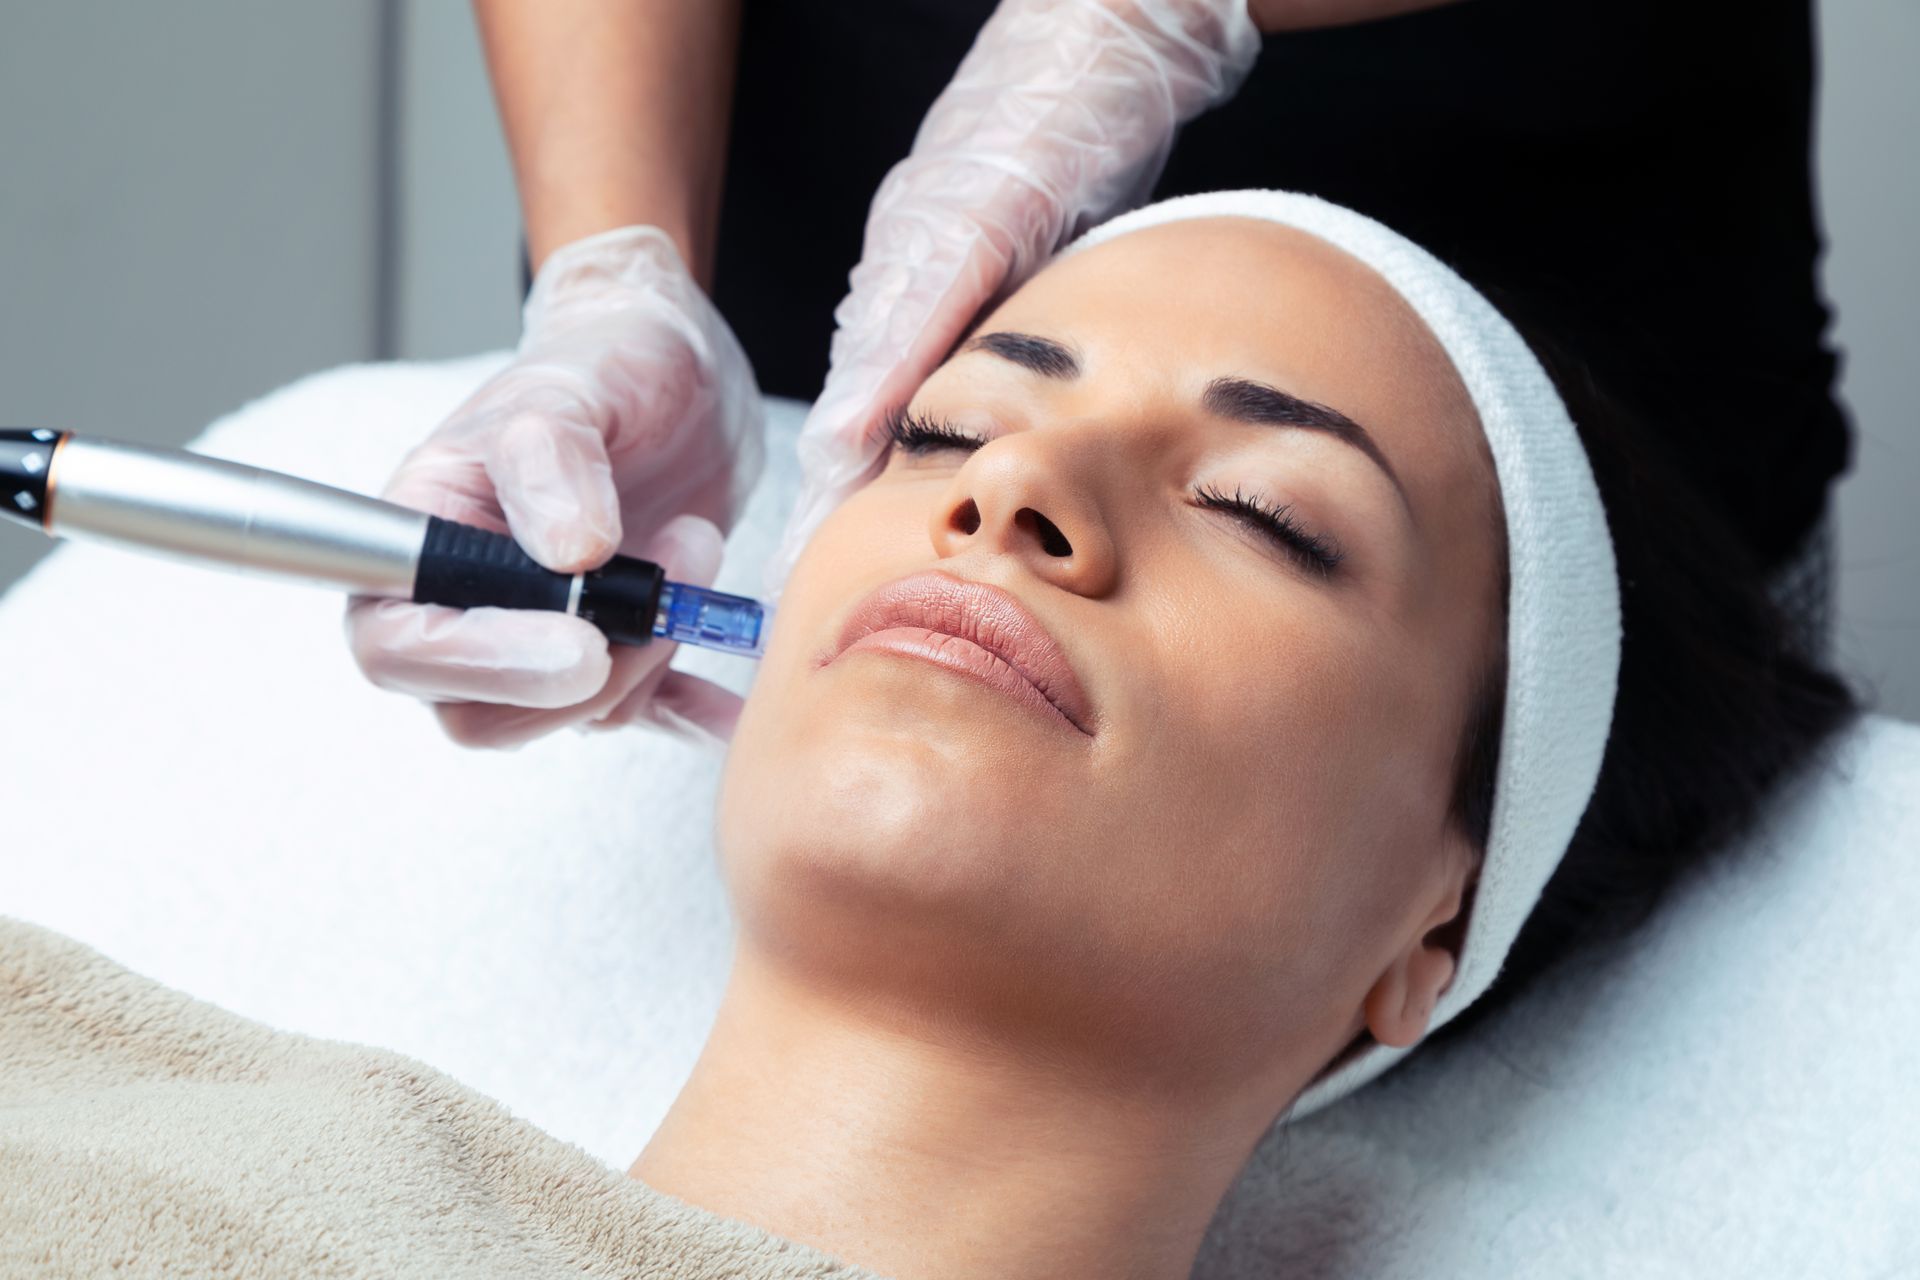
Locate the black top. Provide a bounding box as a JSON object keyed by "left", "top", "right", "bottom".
{"left": 710, "top": 0, "right": 1849, "bottom": 570}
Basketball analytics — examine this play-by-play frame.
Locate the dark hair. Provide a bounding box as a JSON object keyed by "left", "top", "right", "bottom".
{"left": 1425, "top": 283, "right": 1859, "bottom": 1047}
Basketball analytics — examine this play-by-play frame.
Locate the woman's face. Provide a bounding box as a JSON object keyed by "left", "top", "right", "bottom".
{"left": 719, "top": 218, "right": 1502, "bottom": 1105}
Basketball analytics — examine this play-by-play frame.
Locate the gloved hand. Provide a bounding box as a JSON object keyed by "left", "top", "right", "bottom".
{"left": 346, "top": 225, "right": 765, "bottom": 749}
{"left": 766, "top": 0, "right": 1259, "bottom": 592}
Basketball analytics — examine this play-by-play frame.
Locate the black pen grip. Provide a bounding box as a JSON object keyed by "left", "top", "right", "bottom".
{"left": 412, "top": 516, "right": 664, "bottom": 647}
{"left": 414, "top": 516, "right": 571, "bottom": 613}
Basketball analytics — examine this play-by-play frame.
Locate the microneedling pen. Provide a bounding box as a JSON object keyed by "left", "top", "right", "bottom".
{"left": 0, "top": 429, "right": 769, "bottom": 659}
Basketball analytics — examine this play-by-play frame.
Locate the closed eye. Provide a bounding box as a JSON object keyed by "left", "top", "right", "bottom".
{"left": 885, "top": 409, "right": 988, "bottom": 454}
{"left": 886, "top": 409, "right": 1344, "bottom": 579}
{"left": 1193, "top": 483, "right": 1344, "bottom": 579}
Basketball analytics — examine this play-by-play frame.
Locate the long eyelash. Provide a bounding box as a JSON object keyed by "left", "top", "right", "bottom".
{"left": 879, "top": 415, "right": 1342, "bottom": 577}
{"left": 883, "top": 408, "right": 989, "bottom": 454}
{"left": 1194, "top": 483, "right": 1345, "bottom": 578}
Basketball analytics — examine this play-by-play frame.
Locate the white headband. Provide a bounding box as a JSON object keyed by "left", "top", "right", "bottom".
{"left": 1064, "top": 191, "right": 1622, "bottom": 1119}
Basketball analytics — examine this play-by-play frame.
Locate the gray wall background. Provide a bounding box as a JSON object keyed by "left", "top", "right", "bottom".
{"left": 2, "top": 2, "right": 1916, "bottom": 718}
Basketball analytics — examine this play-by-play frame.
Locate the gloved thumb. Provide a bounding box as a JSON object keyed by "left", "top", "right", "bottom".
{"left": 485, "top": 402, "right": 625, "bottom": 572}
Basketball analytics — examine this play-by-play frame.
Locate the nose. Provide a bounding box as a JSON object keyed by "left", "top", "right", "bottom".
{"left": 927, "top": 432, "right": 1119, "bottom": 597}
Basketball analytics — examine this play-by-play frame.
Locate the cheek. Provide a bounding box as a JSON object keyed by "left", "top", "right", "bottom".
{"left": 736, "top": 477, "right": 939, "bottom": 707}
{"left": 719, "top": 488, "right": 905, "bottom": 840}
{"left": 1090, "top": 580, "right": 1452, "bottom": 1004}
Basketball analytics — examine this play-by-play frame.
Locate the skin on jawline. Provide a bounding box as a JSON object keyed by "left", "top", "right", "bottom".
{"left": 633, "top": 217, "right": 1503, "bottom": 1280}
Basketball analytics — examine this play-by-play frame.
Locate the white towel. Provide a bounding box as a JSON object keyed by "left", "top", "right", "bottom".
{"left": 1, "top": 359, "right": 1913, "bottom": 1276}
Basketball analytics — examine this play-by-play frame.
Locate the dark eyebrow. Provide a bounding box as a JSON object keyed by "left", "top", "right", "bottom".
{"left": 961, "top": 331, "right": 1080, "bottom": 379}
{"left": 962, "top": 331, "right": 1407, "bottom": 507}
{"left": 1202, "top": 376, "right": 1406, "bottom": 501}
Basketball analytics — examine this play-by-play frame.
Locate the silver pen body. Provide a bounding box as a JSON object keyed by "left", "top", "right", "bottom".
{"left": 44, "top": 436, "right": 428, "bottom": 597}
{"left": 0, "top": 428, "right": 769, "bottom": 658}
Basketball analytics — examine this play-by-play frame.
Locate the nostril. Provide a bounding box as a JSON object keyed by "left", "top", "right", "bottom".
{"left": 950, "top": 498, "right": 982, "bottom": 536}
{"left": 1016, "top": 507, "right": 1073, "bottom": 558}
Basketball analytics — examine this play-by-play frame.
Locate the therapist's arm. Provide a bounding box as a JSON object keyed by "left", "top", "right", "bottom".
{"left": 472, "top": 0, "right": 741, "bottom": 284}
{"left": 345, "top": 0, "right": 760, "bottom": 750}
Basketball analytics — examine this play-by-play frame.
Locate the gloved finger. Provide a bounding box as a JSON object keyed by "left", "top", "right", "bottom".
{"left": 345, "top": 596, "right": 612, "bottom": 708}
{"left": 820, "top": 152, "right": 1050, "bottom": 426}
{"left": 769, "top": 2, "right": 1261, "bottom": 592}
{"left": 570, "top": 510, "right": 728, "bottom": 726}
{"left": 425, "top": 631, "right": 662, "bottom": 751}
{"left": 427, "top": 514, "right": 728, "bottom": 749}
{"left": 582, "top": 668, "right": 743, "bottom": 746}
{"left": 581, "top": 512, "right": 734, "bottom": 735}
{"left": 579, "top": 502, "right": 733, "bottom": 733}
{"left": 584, "top": 511, "right": 741, "bottom": 741}
{"left": 760, "top": 223, "right": 1015, "bottom": 594}
{"left": 798, "top": 0, "right": 1237, "bottom": 470}
{"left": 485, "top": 404, "right": 625, "bottom": 573}
{"left": 653, "top": 671, "right": 746, "bottom": 746}
{"left": 433, "top": 698, "right": 587, "bottom": 752}
{"left": 381, "top": 450, "right": 512, "bottom": 534}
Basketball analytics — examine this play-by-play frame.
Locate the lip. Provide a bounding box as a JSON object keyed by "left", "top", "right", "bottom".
{"left": 822, "top": 571, "right": 1096, "bottom": 737}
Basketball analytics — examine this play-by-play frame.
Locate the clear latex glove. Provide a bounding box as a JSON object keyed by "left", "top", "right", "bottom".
{"left": 346, "top": 226, "right": 764, "bottom": 748}
{"left": 765, "top": 0, "right": 1259, "bottom": 594}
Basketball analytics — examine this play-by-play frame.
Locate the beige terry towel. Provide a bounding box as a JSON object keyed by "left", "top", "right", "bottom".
{"left": 0, "top": 918, "right": 882, "bottom": 1280}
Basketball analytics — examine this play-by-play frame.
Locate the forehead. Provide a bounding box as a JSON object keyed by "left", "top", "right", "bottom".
{"left": 978, "top": 216, "right": 1497, "bottom": 561}
{"left": 1013, "top": 217, "right": 1461, "bottom": 389}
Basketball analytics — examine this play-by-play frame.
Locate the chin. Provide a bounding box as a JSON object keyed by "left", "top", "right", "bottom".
{"left": 715, "top": 693, "right": 1071, "bottom": 997}
{"left": 722, "top": 721, "right": 1021, "bottom": 907}
{"left": 728, "top": 646, "right": 1079, "bottom": 836}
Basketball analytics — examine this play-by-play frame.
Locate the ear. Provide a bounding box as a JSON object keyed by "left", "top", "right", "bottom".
{"left": 1362, "top": 861, "right": 1473, "bottom": 1050}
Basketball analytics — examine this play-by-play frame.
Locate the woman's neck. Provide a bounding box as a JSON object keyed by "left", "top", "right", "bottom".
{"left": 630, "top": 947, "right": 1277, "bottom": 1280}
